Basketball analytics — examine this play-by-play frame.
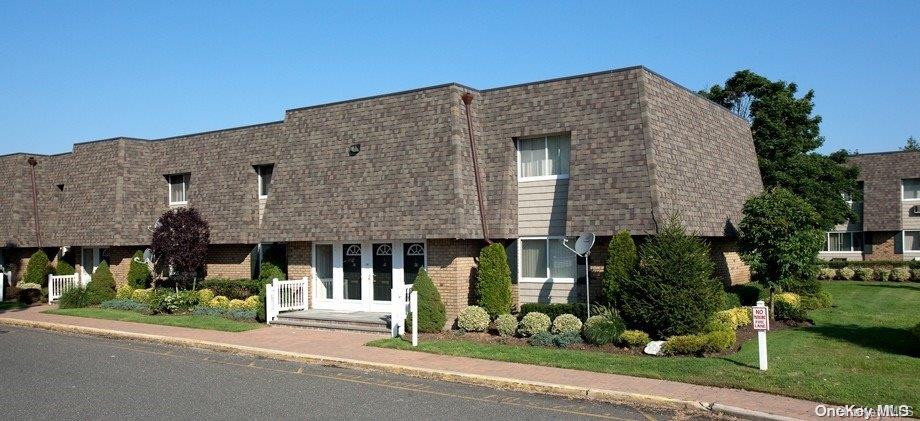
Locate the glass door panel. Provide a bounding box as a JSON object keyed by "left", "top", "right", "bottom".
{"left": 315, "top": 244, "right": 333, "bottom": 300}
{"left": 373, "top": 243, "right": 393, "bottom": 301}
{"left": 403, "top": 243, "right": 425, "bottom": 284}
{"left": 342, "top": 244, "right": 362, "bottom": 301}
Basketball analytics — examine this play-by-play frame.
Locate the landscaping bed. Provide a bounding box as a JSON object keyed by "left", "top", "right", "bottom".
{"left": 43, "top": 307, "right": 262, "bottom": 332}
{"left": 369, "top": 281, "right": 920, "bottom": 407}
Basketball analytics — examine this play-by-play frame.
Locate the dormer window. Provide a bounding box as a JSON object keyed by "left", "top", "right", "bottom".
{"left": 167, "top": 173, "right": 189, "bottom": 205}
{"left": 903, "top": 178, "right": 920, "bottom": 201}
{"left": 517, "top": 135, "right": 570, "bottom": 181}
{"left": 256, "top": 164, "right": 274, "bottom": 199}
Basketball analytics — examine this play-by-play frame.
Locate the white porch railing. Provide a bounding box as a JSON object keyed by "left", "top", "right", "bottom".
{"left": 391, "top": 284, "right": 418, "bottom": 345}
{"left": 265, "top": 277, "right": 308, "bottom": 324}
{"left": 48, "top": 274, "right": 80, "bottom": 302}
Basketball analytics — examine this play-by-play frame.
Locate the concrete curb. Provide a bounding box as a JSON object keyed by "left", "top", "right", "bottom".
{"left": 0, "top": 317, "right": 799, "bottom": 420}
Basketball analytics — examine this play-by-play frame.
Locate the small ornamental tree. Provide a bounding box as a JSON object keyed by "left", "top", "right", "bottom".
{"left": 601, "top": 230, "right": 637, "bottom": 307}
{"left": 85, "top": 261, "right": 116, "bottom": 305}
{"left": 475, "top": 243, "right": 513, "bottom": 317}
{"left": 258, "top": 261, "right": 285, "bottom": 284}
{"left": 413, "top": 268, "right": 446, "bottom": 332}
{"left": 127, "top": 250, "right": 152, "bottom": 289}
{"left": 151, "top": 207, "right": 210, "bottom": 289}
{"left": 23, "top": 250, "right": 51, "bottom": 287}
{"left": 618, "top": 216, "right": 723, "bottom": 338}
{"left": 738, "top": 187, "right": 825, "bottom": 293}
{"left": 55, "top": 259, "right": 76, "bottom": 276}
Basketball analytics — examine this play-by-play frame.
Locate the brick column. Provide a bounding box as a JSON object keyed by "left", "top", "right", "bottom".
{"left": 426, "top": 239, "right": 480, "bottom": 328}
{"left": 287, "top": 241, "right": 312, "bottom": 307}
{"left": 204, "top": 244, "right": 255, "bottom": 279}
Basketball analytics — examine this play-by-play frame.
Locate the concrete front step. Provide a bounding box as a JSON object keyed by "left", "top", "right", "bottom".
{"left": 271, "top": 317, "right": 391, "bottom": 334}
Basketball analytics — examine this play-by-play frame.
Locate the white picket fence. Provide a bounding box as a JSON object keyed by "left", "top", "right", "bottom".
{"left": 390, "top": 284, "right": 418, "bottom": 345}
{"left": 48, "top": 274, "right": 80, "bottom": 302}
{"left": 265, "top": 277, "right": 308, "bottom": 323}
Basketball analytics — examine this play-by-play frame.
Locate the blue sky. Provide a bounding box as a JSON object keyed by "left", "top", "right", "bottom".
{"left": 1, "top": 1, "right": 917, "bottom": 156}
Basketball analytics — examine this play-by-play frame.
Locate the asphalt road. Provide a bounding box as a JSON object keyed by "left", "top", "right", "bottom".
{"left": 0, "top": 326, "right": 718, "bottom": 420}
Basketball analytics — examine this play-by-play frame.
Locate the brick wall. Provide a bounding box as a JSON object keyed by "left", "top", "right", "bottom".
{"left": 426, "top": 239, "right": 481, "bottom": 327}
{"left": 865, "top": 231, "right": 899, "bottom": 260}
{"left": 708, "top": 238, "right": 751, "bottom": 285}
{"left": 108, "top": 246, "right": 142, "bottom": 286}
{"left": 205, "top": 244, "right": 254, "bottom": 279}
{"left": 287, "top": 241, "right": 312, "bottom": 306}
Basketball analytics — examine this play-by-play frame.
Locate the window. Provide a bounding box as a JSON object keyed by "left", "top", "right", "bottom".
{"left": 903, "top": 178, "right": 920, "bottom": 200}
{"left": 520, "top": 238, "right": 577, "bottom": 282}
{"left": 167, "top": 174, "right": 189, "bottom": 204}
{"left": 824, "top": 232, "right": 863, "bottom": 252}
{"left": 403, "top": 243, "right": 426, "bottom": 284}
{"left": 905, "top": 231, "right": 920, "bottom": 252}
{"left": 256, "top": 165, "right": 274, "bottom": 198}
{"left": 517, "top": 135, "right": 570, "bottom": 180}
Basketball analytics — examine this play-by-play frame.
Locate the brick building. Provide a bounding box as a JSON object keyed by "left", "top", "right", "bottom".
{"left": 0, "top": 66, "right": 762, "bottom": 321}
{"left": 820, "top": 150, "right": 920, "bottom": 261}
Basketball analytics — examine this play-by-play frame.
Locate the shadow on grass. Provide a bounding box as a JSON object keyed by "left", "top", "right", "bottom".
{"left": 849, "top": 282, "right": 920, "bottom": 291}
{"left": 809, "top": 324, "right": 919, "bottom": 357}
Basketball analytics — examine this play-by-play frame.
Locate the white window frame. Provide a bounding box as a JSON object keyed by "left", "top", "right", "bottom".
{"left": 904, "top": 230, "right": 920, "bottom": 252}
{"left": 257, "top": 165, "right": 273, "bottom": 199}
{"left": 823, "top": 232, "right": 863, "bottom": 253}
{"left": 517, "top": 236, "right": 577, "bottom": 284}
{"left": 902, "top": 178, "right": 920, "bottom": 201}
{"left": 167, "top": 174, "right": 188, "bottom": 205}
{"left": 516, "top": 135, "right": 571, "bottom": 182}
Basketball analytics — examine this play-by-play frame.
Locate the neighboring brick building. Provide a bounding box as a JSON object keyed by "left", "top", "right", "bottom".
{"left": 819, "top": 150, "right": 920, "bottom": 261}
{"left": 0, "top": 66, "right": 762, "bottom": 321}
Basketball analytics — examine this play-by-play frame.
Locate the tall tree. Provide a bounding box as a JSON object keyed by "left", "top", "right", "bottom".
{"left": 902, "top": 136, "right": 919, "bottom": 151}
{"left": 702, "top": 70, "right": 860, "bottom": 229}
{"left": 151, "top": 207, "right": 210, "bottom": 289}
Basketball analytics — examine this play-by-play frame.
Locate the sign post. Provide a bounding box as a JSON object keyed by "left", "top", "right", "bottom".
{"left": 752, "top": 300, "right": 770, "bottom": 371}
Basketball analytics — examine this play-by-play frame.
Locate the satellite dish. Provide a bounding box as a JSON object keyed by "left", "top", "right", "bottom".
{"left": 574, "top": 233, "right": 596, "bottom": 256}
{"left": 143, "top": 248, "right": 155, "bottom": 264}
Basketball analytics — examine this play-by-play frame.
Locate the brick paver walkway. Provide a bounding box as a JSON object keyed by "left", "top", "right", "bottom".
{"left": 1, "top": 305, "right": 821, "bottom": 420}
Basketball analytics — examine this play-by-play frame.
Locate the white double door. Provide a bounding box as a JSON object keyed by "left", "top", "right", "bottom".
{"left": 312, "top": 242, "right": 407, "bottom": 312}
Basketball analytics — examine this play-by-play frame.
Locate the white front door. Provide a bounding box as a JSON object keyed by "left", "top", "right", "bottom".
{"left": 313, "top": 241, "right": 423, "bottom": 312}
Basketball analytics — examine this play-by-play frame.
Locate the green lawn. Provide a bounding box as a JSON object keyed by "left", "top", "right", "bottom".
{"left": 369, "top": 281, "right": 920, "bottom": 407}
{"left": 43, "top": 308, "right": 263, "bottom": 332}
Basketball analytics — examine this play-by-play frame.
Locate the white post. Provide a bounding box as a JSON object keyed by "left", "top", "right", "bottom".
{"left": 391, "top": 286, "right": 405, "bottom": 337}
{"left": 584, "top": 254, "right": 590, "bottom": 316}
{"left": 753, "top": 300, "right": 770, "bottom": 371}
{"left": 410, "top": 290, "right": 418, "bottom": 347}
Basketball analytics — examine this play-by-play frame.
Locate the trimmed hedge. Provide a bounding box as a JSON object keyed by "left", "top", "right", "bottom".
{"left": 494, "top": 314, "right": 518, "bottom": 337}
{"left": 823, "top": 260, "right": 918, "bottom": 269}
{"left": 127, "top": 250, "right": 152, "bottom": 289}
{"left": 475, "top": 243, "right": 513, "bottom": 317}
{"left": 23, "top": 250, "right": 51, "bottom": 287}
{"left": 601, "top": 230, "right": 636, "bottom": 307}
{"left": 413, "top": 268, "right": 446, "bottom": 332}
{"left": 520, "top": 303, "right": 590, "bottom": 321}
{"left": 85, "top": 261, "right": 116, "bottom": 305}
{"left": 55, "top": 260, "right": 76, "bottom": 276}
{"left": 58, "top": 285, "right": 90, "bottom": 309}
{"left": 199, "top": 278, "right": 261, "bottom": 299}
{"left": 457, "top": 306, "right": 490, "bottom": 332}
{"left": 619, "top": 330, "right": 650, "bottom": 347}
{"left": 551, "top": 313, "right": 583, "bottom": 334}
{"left": 257, "top": 262, "right": 285, "bottom": 284}
{"left": 518, "top": 312, "right": 551, "bottom": 337}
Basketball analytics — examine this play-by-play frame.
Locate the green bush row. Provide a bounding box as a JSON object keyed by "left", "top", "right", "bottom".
{"left": 818, "top": 266, "right": 918, "bottom": 282}
{"left": 822, "top": 259, "right": 920, "bottom": 269}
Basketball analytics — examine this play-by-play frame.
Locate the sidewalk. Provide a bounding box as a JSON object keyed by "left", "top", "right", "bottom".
{"left": 1, "top": 305, "right": 820, "bottom": 420}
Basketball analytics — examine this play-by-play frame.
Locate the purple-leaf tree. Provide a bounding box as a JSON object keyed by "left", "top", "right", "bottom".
{"left": 151, "top": 207, "right": 210, "bottom": 289}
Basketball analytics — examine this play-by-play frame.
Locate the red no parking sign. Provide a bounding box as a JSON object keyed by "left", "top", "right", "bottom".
{"left": 753, "top": 305, "right": 769, "bottom": 331}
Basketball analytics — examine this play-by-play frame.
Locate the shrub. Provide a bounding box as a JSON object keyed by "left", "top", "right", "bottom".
{"left": 774, "top": 299, "right": 809, "bottom": 322}
{"left": 816, "top": 291, "right": 833, "bottom": 308}
{"left": 414, "top": 268, "right": 446, "bottom": 332}
{"left": 714, "top": 307, "right": 752, "bottom": 330}
{"left": 726, "top": 283, "right": 767, "bottom": 306}
{"left": 738, "top": 188, "right": 824, "bottom": 284}
{"left": 519, "top": 303, "right": 590, "bottom": 321}
{"left": 774, "top": 292, "right": 800, "bottom": 307}
{"left": 891, "top": 267, "right": 911, "bottom": 282}
{"left": 475, "top": 243, "right": 513, "bottom": 317}
{"left": 208, "top": 295, "right": 230, "bottom": 309}
{"left": 57, "top": 286, "right": 89, "bottom": 309}
{"left": 131, "top": 288, "right": 152, "bottom": 302}
{"left": 457, "top": 306, "right": 490, "bottom": 332}
{"left": 528, "top": 331, "right": 555, "bottom": 347}
{"left": 721, "top": 291, "right": 742, "bottom": 310}
{"left": 583, "top": 315, "right": 606, "bottom": 330}
{"left": 875, "top": 268, "right": 891, "bottom": 282}
{"left": 56, "top": 260, "right": 76, "bottom": 276}
{"left": 778, "top": 277, "right": 823, "bottom": 296}
{"left": 583, "top": 318, "right": 624, "bottom": 345}
{"left": 912, "top": 269, "right": 920, "bottom": 282}
{"left": 228, "top": 299, "right": 248, "bottom": 310}
{"left": 799, "top": 295, "right": 822, "bottom": 311}
{"left": 23, "top": 251, "right": 51, "bottom": 287}
{"left": 198, "top": 288, "right": 215, "bottom": 304}
{"left": 257, "top": 261, "right": 285, "bottom": 284}
{"left": 602, "top": 230, "right": 637, "bottom": 306}
{"left": 838, "top": 267, "right": 856, "bottom": 280}
{"left": 854, "top": 267, "right": 875, "bottom": 281}
{"left": 191, "top": 305, "right": 257, "bottom": 321}
{"left": 817, "top": 268, "right": 837, "bottom": 280}
{"left": 518, "top": 312, "right": 551, "bottom": 337}
{"left": 127, "top": 250, "right": 152, "bottom": 289}
{"left": 661, "top": 334, "right": 707, "bottom": 356}
{"left": 553, "top": 331, "right": 583, "bottom": 347}
{"left": 16, "top": 282, "right": 41, "bottom": 291}
{"left": 494, "top": 314, "right": 518, "bottom": 337}
{"left": 163, "top": 290, "right": 199, "bottom": 313}
{"left": 115, "top": 285, "right": 134, "bottom": 299}
{"left": 151, "top": 207, "right": 210, "bottom": 283}
{"left": 552, "top": 313, "right": 583, "bottom": 334}
{"left": 702, "top": 330, "right": 736, "bottom": 353}
{"left": 85, "top": 261, "right": 116, "bottom": 305}
{"left": 100, "top": 298, "right": 149, "bottom": 313}
{"left": 618, "top": 217, "right": 724, "bottom": 337}
{"left": 199, "top": 278, "right": 261, "bottom": 299}
{"left": 619, "top": 330, "right": 650, "bottom": 347}
{"left": 244, "top": 295, "right": 261, "bottom": 310}
{"left": 17, "top": 287, "right": 41, "bottom": 305}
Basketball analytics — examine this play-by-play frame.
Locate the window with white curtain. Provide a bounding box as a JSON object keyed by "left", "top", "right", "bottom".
{"left": 520, "top": 238, "right": 577, "bottom": 282}
{"left": 517, "top": 135, "right": 570, "bottom": 180}
{"left": 824, "top": 232, "right": 863, "bottom": 252}
{"left": 903, "top": 179, "right": 920, "bottom": 200}
{"left": 905, "top": 231, "right": 920, "bottom": 252}
{"left": 167, "top": 174, "right": 188, "bottom": 205}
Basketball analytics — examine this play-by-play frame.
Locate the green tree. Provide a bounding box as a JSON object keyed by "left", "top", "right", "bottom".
{"left": 702, "top": 70, "right": 860, "bottom": 229}
{"left": 475, "top": 243, "right": 513, "bottom": 316}
{"left": 23, "top": 250, "right": 51, "bottom": 287}
{"left": 413, "top": 268, "right": 446, "bottom": 332}
{"left": 902, "top": 136, "right": 919, "bottom": 151}
{"left": 127, "top": 250, "right": 152, "bottom": 289}
{"left": 601, "top": 230, "right": 636, "bottom": 307}
{"left": 617, "top": 217, "right": 723, "bottom": 338}
{"left": 258, "top": 261, "right": 285, "bottom": 284}
{"left": 85, "top": 261, "right": 117, "bottom": 305}
{"left": 737, "top": 188, "right": 825, "bottom": 292}
{"left": 55, "top": 259, "right": 76, "bottom": 276}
